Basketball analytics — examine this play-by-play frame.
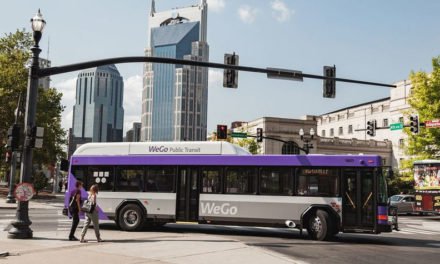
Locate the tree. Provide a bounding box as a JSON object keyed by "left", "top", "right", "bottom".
{"left": 405, "top": 56, "right": 440, "bottom": 157}
{"left": 32, "top": 171, "right": 48, "bottom": 196}
{"left": 398, "top": 56, "right": 440, "bottom": 191}
{"left": 0, "top": 29, "right": 66, "bottom": 179}
{"left": 236, "top": 137, "right": 261, "bottom": 155}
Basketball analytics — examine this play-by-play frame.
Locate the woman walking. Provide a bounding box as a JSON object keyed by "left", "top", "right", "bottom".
{"left": 68, "top": 181, "right": 83, "bottom": 241}
{"left": 80, "top": 184, "right": 103, "bottom": 243}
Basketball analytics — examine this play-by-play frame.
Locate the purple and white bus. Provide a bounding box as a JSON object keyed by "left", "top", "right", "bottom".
{"left": 65, "top": 141, "right": 392, "bottom": 241}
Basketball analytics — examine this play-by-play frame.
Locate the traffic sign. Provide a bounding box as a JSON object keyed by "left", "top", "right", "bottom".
{"left": 390, "top": 123, "right": 403, "bottom": 131}
{"left": 425, "top": 120, "right": 440, "bottom": 128}
{"left": 14, "top": 183, "right": 35, "bottom": 202}
{"left": 231, "top": 132, "right": 247, "bottom": 138}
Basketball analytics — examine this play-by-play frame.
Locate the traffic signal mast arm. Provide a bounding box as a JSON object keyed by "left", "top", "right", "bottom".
{"left": 37, "top": 56, "right": 396, "bottom": 88}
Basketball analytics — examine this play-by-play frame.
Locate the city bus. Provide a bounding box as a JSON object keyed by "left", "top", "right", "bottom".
{"left": 64, "top": 141, "right": 392, "bottom": 241}
{"left": 413, "top": 160, "right": 440, "bottom": 215}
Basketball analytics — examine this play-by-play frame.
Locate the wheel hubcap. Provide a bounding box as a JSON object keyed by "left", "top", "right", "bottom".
{"left": 312, "top": 216, "right": 322, "bottom": 233}
{"left": 123, "top": 210, "right": 139, "bottom": 227}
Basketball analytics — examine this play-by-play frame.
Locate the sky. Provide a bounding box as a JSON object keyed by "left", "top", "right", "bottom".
{"left": 2, "top": 0, "right": 440, "bottom": 135}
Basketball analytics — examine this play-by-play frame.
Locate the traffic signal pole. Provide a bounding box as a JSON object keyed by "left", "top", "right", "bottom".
{"left": 38, "top": 56, "right": 397, "bottom": 88}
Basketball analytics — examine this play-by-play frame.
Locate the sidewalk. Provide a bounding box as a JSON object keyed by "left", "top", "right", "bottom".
{"left": 0, "top": 185, "right": 65, "bottom": 210}
{"left": 0, "top": 229, "right": 303, "bottom": 264}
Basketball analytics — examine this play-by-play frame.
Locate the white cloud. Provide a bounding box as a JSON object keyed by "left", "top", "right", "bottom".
{"left": 207, "top": 0, "right": 225, "bottom": 12}
{"left": 53, "top": 77, "right": 77, "bottom": 131}
{"left": 122, "top": 75, "right": 143, "bottom": 132}
{"left": 208, "top": 69, "right": 223, "bottom": 87}
{"left": 238, "top": 5, "right": 258, "bottom": 24}
{"left": 271, "top": 0, "right": 293, "bottom": 23}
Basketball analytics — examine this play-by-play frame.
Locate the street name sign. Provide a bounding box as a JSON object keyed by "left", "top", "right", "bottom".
{"left": 425, "top": 120, "right": 440, "bottom": 128}
{"left": 231, "top": 132, "right": 247, "bottom": 138}
{"left": 390, "top": 123, "right": 403, "bottom": 131}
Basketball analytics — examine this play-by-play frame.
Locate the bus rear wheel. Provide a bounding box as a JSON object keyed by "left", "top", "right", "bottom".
{"left": 307, "top": 209, "right": 332, "bottom": 241}
{"left": 118, "top": 204, "right": 145, "bottom": 231}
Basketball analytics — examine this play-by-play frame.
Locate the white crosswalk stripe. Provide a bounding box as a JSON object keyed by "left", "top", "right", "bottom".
{"left": 0, "top": 219, "right": 12, "bottom": 231}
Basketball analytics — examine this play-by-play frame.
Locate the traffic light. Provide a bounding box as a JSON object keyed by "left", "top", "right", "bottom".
{"left": 256, "top": 128, "right": 263, "bottom": 143}
{"left": 409, "top": 115, "right": 420, "bottom": 134}
{"left": 323, "top": 65, "right": 336, "bottom": 98}
{"left": 6, "top": 124, "right": 21, "bottom": 151}
{"left": 366, "top": 120, "right": 376, "bottom": 136}
{"left": 217, "top": 125, "right": 228, "bottom": 140}
{"left": 223, "top": 53, "right": 239, "bottom": 88}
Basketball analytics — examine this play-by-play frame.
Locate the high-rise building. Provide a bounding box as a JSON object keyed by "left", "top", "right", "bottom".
{"left": 141, "top": 0, "right": 209, "bottom": 141}
{"left": 125, "top": 122, "right": 142, "bottom": 142}
{"left": 38, "top": 58, "right": 51, "bottom": 89}
{"left": 68, "top": 64, "right": 124, "bottom": 157}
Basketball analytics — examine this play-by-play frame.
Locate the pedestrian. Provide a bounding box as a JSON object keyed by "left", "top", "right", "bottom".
{"left": 58, "top": 180, "right": 63, "bottom": 192}
{"left": 80, "top": 184, "right": 103, "bottom": 243}
{"left": 68, "top": 180, "right": 83, "bottom": 241}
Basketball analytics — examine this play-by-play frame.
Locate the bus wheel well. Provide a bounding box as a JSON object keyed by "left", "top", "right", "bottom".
{"left": 116, "top": 200, "right": 147, "bottom": 231}
{"left": 302, "top": 206, "right": 340, "bottom": 239}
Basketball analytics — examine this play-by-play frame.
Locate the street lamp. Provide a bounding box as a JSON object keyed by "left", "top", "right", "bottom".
{"left": 299, "top": 128, "right": 315, "bottom": 154}
{"left": 8, "top": 9, "right": 46, "bottom": 239}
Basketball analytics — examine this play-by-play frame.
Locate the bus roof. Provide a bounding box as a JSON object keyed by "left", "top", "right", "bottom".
{"left": 73, "top": 141, "right": 251, "bottom": 156}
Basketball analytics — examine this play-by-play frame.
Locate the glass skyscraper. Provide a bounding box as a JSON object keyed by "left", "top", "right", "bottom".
{"left": 68, "top": 64, "right": 124, "bottom": 157}
{"left": 141, "top": 0, "right": 209, "bottom": 141}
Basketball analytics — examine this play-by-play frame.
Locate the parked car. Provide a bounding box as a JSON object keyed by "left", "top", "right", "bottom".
{"left": 389, "top": 194, "right": 416, "bottom": 215}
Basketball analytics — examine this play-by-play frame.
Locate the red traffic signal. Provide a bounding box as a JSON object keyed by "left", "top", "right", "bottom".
{"left": 217, "top": 125, "right": 228, "bottom": 140}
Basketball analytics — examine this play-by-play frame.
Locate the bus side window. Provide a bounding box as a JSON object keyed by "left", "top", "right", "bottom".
{"left": 88, "top": 166, "right": 114, "bottom": 191}
{"left": 71, "top": 166, "right": 87, "bottom": 188}
{"left": 115, "top": 167, "right": 143, "bottom": 192}
{"left": 201, "top": 168, "right": 221, "bottom": 193}
{"left": 260, "top": 167, "right": 293, "bottom": 195}
{"left": 146, "top": 166, "right": 175, "bottom": 192}
{"left": 225, "top": 167, "right": 257, "bottom": 194}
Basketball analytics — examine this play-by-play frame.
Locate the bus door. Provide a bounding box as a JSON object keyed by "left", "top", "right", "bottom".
{"left": 176, "top": 167, "right": 200, "bottom": 222}
{"left": 342, "top": 169, "right": 375, "bottom": 231}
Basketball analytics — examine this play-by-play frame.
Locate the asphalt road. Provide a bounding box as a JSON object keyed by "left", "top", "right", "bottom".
{"left": 1, "top": 206, "right": 439, "bottom": 264}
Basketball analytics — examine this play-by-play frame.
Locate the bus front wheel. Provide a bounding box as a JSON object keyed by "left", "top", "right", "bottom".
{"left": 307, "top": 209, "right": 332, "bottom": 241}
{"left": 118, "top": 204, "right": 145, "bottom": 231}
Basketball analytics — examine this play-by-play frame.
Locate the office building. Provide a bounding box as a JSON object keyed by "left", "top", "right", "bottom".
{"left": 68, "top": 64, "right": 124, "bottom": 157}
{"left": 141, "top": 0, "right": 209, "bottom": 141}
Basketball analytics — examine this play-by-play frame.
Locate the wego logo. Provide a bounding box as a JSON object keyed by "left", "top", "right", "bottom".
{"left": 149, "top": 146, "right": 169, "bottom": 152}
{"left": 200, "top": 202, "right": 238, "bottom": 215}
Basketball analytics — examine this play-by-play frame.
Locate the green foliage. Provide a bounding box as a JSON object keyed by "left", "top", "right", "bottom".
{"left": 32, "top": 171, "right": 48, "bottom": 195}
{"left": 0, "top": 29, "right": 66, "bottom": 173}
{"left": 405, "top": 56, "right": 440, "bottom": 157}
{"left": 235, "top": 137, "right": 261, "bottom": 155}
{"left": 397, "top": 56, "right": 440, "bottom": 192}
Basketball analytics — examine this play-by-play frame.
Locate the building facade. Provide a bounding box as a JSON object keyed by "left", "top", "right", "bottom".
{"left": 68, "top": 64, "right": 124, "bottom": 157}
{"left": 38, "top": 58, "right": 51, "bottom": 89}
{"left": 125, "top": 122, "right": 142, "bottom": 142}
{"left": 232, "top": 116, "right": 393, "bottom": 164}
{"left": 317, "top": 80, "right": 412, "bottom": 168}
{"left": 141, "top": 0, "right": 209, "bottom": 142}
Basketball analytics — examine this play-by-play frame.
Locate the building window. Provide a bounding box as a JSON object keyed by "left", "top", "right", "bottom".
{"left": 338, "top": 127, "right": 343, "bottom": 135}
{"left": 383, "top": 119, "right": 389, "bottom": 127}
{"left": 399, "top": 117, "right": 404, "bottom": 123}
{"left": 348, "top": 125, "right": 353, "bottom": 134}
{"left": 330, "top": 128, "right": 334, "bottom": 137}
{"left": 321, "top": 130, "right": 326, "bottom": 137}
{"left": 399, "top": 139, "right": 404, "bottom": 148}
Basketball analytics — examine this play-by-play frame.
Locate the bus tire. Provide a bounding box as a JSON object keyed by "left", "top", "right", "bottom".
{"left": 307, "top": 209, "right": 331, "bottom": 241}
{"left": 118, "top": 204, "right": 145, "bottom": 231}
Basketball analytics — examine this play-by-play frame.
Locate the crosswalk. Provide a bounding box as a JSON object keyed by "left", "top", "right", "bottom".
{"left": 388, "top": 217, "right": 440, "bottom": 236}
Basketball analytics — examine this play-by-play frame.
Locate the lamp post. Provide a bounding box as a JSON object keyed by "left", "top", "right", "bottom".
{"left": 299, "top": 128, "right": 315, "bottom": 154}
{"left": 8, "top": 9, "right": 46, "bottom": 239}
